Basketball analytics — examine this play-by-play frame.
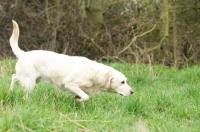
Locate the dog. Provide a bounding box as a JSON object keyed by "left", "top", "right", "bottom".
{"left": 9, "top": 20, "right": 134, "bottom": 102}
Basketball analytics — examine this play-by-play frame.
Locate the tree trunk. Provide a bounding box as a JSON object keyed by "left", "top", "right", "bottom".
{"left": 85, "top": 0, "right": 104, "bottom": 31}
{"left": 160, "top": 0, "right": 170, "bottom": 65}
{"left": 173, "top": 0, "right": 177, "bottom": 67}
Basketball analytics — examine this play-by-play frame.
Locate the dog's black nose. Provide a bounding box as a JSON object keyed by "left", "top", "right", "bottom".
{"left": 130, "top": 90, "right": 134, "bottom": 94}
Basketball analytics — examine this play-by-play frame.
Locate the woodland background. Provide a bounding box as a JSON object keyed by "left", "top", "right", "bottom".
{"left": 0, "top": 0, "right": 200, "bottom": 68}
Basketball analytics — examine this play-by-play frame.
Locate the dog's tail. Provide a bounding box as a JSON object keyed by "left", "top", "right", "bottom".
{"left": 9, "top": 20, "right": 24, "bottom": 58}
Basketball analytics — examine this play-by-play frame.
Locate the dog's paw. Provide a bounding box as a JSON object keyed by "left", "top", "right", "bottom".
{"left": 75, "top": 95, "right": 89, "bottom": 102}
{"left": 75, "top": 96, "right": 83, "bottom": 102}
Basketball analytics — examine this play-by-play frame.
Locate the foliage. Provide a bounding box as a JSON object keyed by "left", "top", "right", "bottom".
{"left": 0, "top": 0, "right": 200, "bottom": 67}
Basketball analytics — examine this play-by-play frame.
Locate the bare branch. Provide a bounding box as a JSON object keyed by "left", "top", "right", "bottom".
{"left": 118, "top": 23, "right": 157, "bottom": 56}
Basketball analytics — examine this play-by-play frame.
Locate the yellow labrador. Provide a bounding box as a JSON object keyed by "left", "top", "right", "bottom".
{"left": 9, "top": 20, "right": 134, "bottom": 102}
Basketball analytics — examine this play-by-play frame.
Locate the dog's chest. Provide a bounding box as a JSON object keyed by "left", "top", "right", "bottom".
{"left": 80, "top": 84, "right": 104, "bottom": 96}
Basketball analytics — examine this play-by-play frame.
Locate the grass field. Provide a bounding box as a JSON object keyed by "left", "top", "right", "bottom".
{"left": 0, "top": 59, "right": 200, "bottom": 132}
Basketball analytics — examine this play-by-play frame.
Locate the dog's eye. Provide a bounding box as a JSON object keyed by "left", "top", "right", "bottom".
{"left": 121, "top": 81, "right": 125, "bottom": 84}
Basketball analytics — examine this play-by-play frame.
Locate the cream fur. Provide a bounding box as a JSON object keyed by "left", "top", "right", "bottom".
{"left": 9, "top": 20, "right": 134, "bottom": 102}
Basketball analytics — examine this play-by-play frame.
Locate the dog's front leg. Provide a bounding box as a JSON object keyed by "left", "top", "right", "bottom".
{"left": 65, "top": 84, "right": 89, "bottom": 102}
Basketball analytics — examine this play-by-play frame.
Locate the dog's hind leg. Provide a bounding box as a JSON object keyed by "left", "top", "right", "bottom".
{"left": 15, "top": 60, "right": 39, "bottom": 98}
{"left": 9, "top": 74, "right": 18, "bottom": 92}
{"left": 19, "top": 79, "right": 36, "bottom": 99}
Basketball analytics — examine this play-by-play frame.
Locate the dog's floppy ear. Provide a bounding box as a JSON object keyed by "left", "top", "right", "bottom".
{"left": 104, "top": 71, "right": 114, "bottom": 89}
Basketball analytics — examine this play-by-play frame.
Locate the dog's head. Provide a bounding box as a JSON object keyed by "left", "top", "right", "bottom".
{"left": 103, "top": 70, "right": 134, "bottom": 96}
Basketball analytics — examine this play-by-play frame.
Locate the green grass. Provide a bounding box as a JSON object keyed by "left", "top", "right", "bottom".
{"left": 1, "top": 59, "right": 200, "bottom": 131}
